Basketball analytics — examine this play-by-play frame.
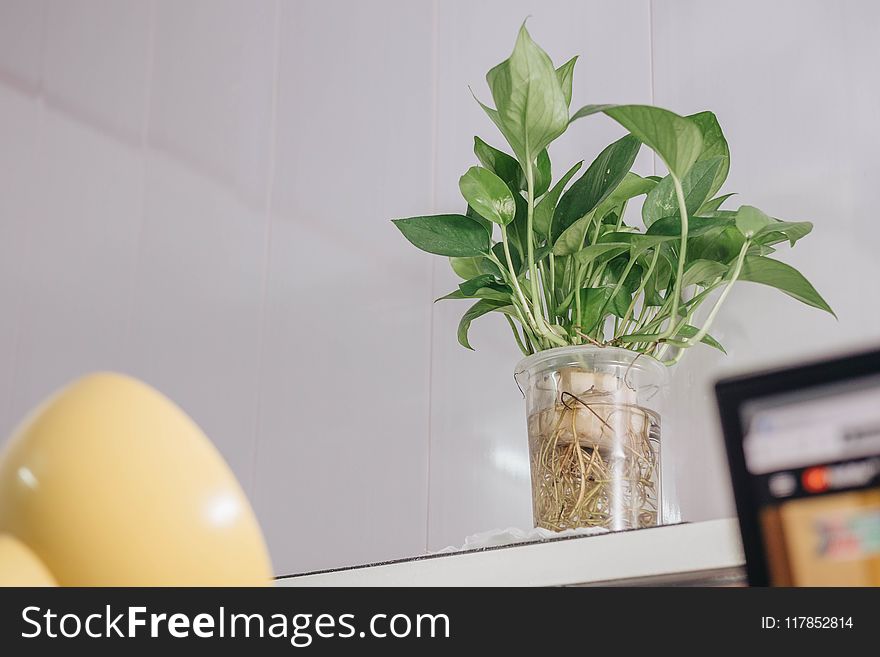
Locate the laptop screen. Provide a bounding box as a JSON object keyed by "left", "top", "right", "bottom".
{"left": 716, "top": 349, "right": 880, "bottom": 586}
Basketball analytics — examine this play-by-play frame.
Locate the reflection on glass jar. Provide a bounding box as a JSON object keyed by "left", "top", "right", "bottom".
{"left": 516, "top": 346, "right": 668, "bottom": 532}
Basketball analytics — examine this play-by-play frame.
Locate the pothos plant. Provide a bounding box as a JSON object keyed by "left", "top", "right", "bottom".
{"left": 393, "top": 24, "right": 833, "bottom": 365}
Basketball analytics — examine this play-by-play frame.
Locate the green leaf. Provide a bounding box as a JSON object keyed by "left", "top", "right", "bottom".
{"left": 556, "top": 56, "right": 577, "bottom": 107}
{"left": 552, "top": 210, "right": 595, "bottom": 256}
{"left": 555, "top": 253, "right": 632, "bottom": 314}
{"left": 682, "top": 259, "right": 728, "bottom": 288}
{"left": 738, "top": 255, "right": 834, "bottom": 316}
{"left": 459, "top": 274, "right": 498, "bottom": 296}
{"left": 393, "top": 214, "right": 490, "bottom": 257}
{"left": 675, "top": 325, "right": 727, "bottom": 353}
{"left": 457, "top": 299, "right": 512, "bottom": 350}
{"left": 531, "top": 243, "right": 553, "bottom": 269}
{"left": 601, "top": 256, "right": 643, "bottom": 295}
{"left": 748, "top": 243, "right": 777, "bottom": 256}
{"left": 586, "top": 173, "right": 657, "bottom": 234}
{"left": 700, "top": 209, "right": 739, "bottom": 220}
{"left": 643, "top": 258, "right": 670, "bottom": 306}
{"left": 551, "top": 134, "right": 641, "bottom": 244}
{"left": 472, "top": 287, "right": 513, "bottom": 302}
{"left": 647, "top": 213, "right": 735, "bottom": 238}
{"left": 754, "top": 220, "right": 813, "bottom": 247}
{"left": 688, "top": 111, "right": 729, "bottom": 199}
{"left": 534, "top": 160, "right": 583, "bottom": 238}
{"left": 435, "top": 289, "right": 466, "bottom": 302}
{"left": 570, "top": 242, "right": 631, "bottom": 266}
{"left": 569, "top": 103, "right": 616, "bottom": 123}
{"left": 483, "top": 24, "right": 569, "bottom": 165}
{"left": 508, "top": 187, "right": 530, "bottom": 261}
{"left": 532, "top": 149, "right": 552, "bottom": 196}
{"left": 576, "top": 288, "right": 614, "bottom": 331}
{"left": 603, "top": 105, "right": 703, "bottom": 179}
{"left": 492, "top": 242, "right": 521, "bottom": 275}
{"left": 465, "top": 204, "right": 493, "bottom": 236}
{"left": 473, "top": 137, "right": 521, "bottom": 189}
{"left": 597, "top": 232, "right": 677, "bottom": 255}
{"left": 589, "top": 256, "right": 643, "bottom": 319}
{"left": 608, "top": 289, "right": 633, "bottom": 320}
{"left": 580, "top": 284, "right": 632, "bottom": 322}
{"left": 642, "top": 157, "right": 723, "bottom": 226}
{"left": 459, "top": 166, "right": 516, "bottom": 226}
{"left": 600, "top": 209, "right": 621, "bottom": 226}
{"left": 687, "top": 225, "right": 745, "bottom": 264}
{"left": 449, "top": 256, "right": 498, "bottom": 280}
{"left": 617, "top": 325, "right": 726, "bottom": 353}
{"left": 450, "top": 257, "right": 481, "bottom": 280}
{"left": 735, "top": 205, "right": 773, "bottom": 238}
{"left": 447, "top": 276, "right": 512, "bottom": 303}
{"left": 698, "top": 192, "right": 736, "bottom": 214}
{"left": 598, "top": 172, "right": 656, "bottom": 214}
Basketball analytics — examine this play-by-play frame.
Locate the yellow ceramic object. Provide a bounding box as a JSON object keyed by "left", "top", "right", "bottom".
{"left": 0, "top": 534, "right": 56, "bottom": 586}
{"left": 0, "top": 373, "right": 272, "bottom": 586}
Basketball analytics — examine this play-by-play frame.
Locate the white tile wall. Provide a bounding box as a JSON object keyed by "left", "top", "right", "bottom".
{"left": 0, "top": 85, "right": 41, "bottom": 435}
{"left": 149, "top": 0, "right": 277, "bottom": 205}
{"left": 0, "top": 0, "right": 877, "bottom": 573}
{"left": 0, "top": 0, "right": 46, "bottom": 90}
{"left": 43, "top": 0, "right": 152, "bottom": 142}
{"left": 652, "top": 0, "right": 880, "bottom": 521}
{"left": 10, "top": 108, "right": 144, "bottom": 426}
{"left": 125, "top": 151, "right": 268, "bottom": 494}
{"left": 254, "top": 0, "right": 435, "bottom": 574}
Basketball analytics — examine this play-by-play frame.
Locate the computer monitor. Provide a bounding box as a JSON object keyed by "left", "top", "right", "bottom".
{"left": 715, "top": 348, "right": 880, "bottom": 586}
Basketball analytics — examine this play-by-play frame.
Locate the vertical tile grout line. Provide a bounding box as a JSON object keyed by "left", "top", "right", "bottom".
{"left": 248, "top": 0, "right": 283, "bottom": 505}
{"left": 122, "top": 0, "right": 157, "bottom": 357}
{"left": 424, "top": 0, "right": 441, "bottom": 554}
{"left": 648, "top": 0, "right": 657, "bottom": 177}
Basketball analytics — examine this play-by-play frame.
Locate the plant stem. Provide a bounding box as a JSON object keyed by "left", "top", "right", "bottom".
{"left": 562, "top": 255, "right": 572, "bottom": 293}
{"left": 584, "top": 209, "right": 602, "bottom": 281}
{"left": 662, "top": 344, "right": 688, "bottom": 366}
{"left": 593, "top": 254, "right": 638, "bottom": 338}
{"left": 614, "top": 200, "right": 628, "bottom": 231}
{"left": 638, "top": 281, "right": 719, "bottom": 349}
{"left": 659, "top": 175, "right": 689, "bottom": 339}
{"left": 496, "top": 226, "right": 537, "bottom": 328}
{"left": 511, "top": 301, "right": 540, "bottom": 352}
{"left": 617, "top": 247, "right": 660, "bottom": 337}
{"left": 681, "top": 239, "right": 750, "bottom": 347}
{"left": 573, "top": 261, "right": 583, "bottom": 336}
{"left": 587, "top": 258, "right": 611, "bottom": 288}
{"left": 663, "top": 279, "right": 721, "bottom": 340}
{"left": 628, "top": 302, "right": 648, "bottom": 347}
{"left": 523, "top": 159, "right": 567, "bottom": 349}
{"left": 505, "top": 314, "right": 531, "bottom": 356}
{"left": 487, "top": 246, "right": 544, "bottom": 350}
{"left": 538, "top": 259, "right": 552, "bottom": 318}
{"left": 524, "top": 159, "right": 543, "bottom": 324}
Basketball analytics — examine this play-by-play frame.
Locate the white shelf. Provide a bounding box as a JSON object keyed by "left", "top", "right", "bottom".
{"left": 276, "top": 518, "right": 745, "bottom": 587}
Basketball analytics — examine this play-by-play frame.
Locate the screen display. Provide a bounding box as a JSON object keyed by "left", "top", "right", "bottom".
{"left": 740, "top": 375, "right": 880, "bottom": 585}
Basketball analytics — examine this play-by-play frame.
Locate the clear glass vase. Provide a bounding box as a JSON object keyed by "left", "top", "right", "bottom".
{"left": 515, "top": 346, "right": 669, "bottom": 532}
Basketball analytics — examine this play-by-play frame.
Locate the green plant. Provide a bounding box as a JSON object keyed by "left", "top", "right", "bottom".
{"left": 393, "top": 24, "right": 833, "bottom": 365}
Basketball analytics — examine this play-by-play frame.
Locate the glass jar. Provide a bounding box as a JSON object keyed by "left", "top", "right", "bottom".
{"left": 515, "top": 345, "right": 669, "bottom": 532}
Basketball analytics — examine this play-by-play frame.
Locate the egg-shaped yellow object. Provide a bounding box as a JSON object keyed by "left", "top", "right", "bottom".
{"left": 0, "top": 373, "right": 272, "bottom": 586}
{"left": 0, "top": 533, "right": 56, "bottom": 586}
